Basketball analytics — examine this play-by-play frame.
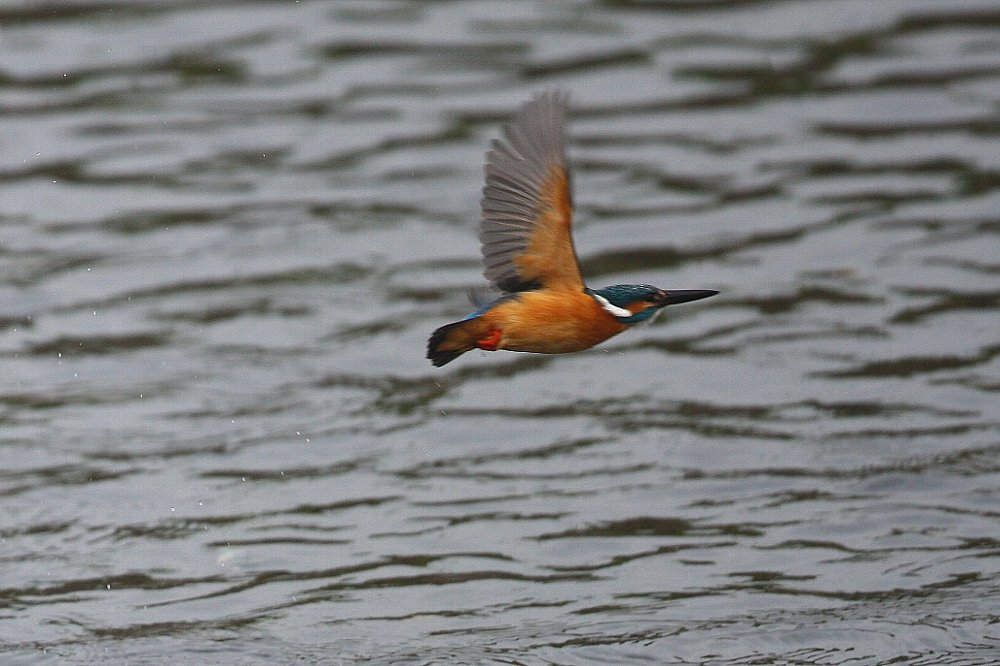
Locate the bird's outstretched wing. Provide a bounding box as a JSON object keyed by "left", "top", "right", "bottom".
{"left": 480, "top": 90, "right": 584, "bottom": 293}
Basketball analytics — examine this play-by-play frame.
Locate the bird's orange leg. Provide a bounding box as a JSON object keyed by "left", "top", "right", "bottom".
{"left": 476, "top": 329, "right": 502, "bottom": 351}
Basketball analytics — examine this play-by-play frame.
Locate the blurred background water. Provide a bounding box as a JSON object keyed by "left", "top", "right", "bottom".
{"left": 2, "top": 0, "right": 999, "bottom": 663}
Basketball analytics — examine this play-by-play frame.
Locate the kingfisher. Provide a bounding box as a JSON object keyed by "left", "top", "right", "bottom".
{"left": 427, "top": 90, "right": 717, "bottom": 367}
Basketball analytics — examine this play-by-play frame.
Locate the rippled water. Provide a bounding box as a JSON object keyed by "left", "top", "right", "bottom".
{"left": 3, "top": 1, "right": 1000, "bottom": 663}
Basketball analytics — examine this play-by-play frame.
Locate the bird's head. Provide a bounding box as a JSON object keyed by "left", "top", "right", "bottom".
{"left": 588, "top": 284, "right": 717, "bottom": 324}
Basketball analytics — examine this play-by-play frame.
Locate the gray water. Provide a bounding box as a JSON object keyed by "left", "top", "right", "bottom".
{"left": 2, "top": 1, "right": 1000, "bottom": 664}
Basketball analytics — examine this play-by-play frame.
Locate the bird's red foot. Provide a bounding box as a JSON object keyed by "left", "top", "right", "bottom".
{"left": 476, "top": 329, "right": 502, "bottom": 351}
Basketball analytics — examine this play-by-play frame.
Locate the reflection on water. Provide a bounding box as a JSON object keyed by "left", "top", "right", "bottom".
{"left": 2, "top": 0, "right": 999, "bottom": 663}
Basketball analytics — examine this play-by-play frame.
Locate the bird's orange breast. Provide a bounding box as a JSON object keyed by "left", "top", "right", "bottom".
{"left": 477, "top": 289, "right": 626, "bottom": 354}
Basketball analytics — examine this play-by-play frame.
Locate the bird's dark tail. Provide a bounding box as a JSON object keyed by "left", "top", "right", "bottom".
{"left": 427, "top": 320, "right": 474, "bottom": 367}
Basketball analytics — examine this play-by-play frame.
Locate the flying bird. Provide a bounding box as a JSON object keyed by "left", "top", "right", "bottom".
{"left": 427, "top": 91, "right": 717, "bottom": 367}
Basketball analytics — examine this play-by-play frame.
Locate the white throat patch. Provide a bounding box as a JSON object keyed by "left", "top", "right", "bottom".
{"left": 591, "top": 292, "right": 633, "bottom": 319}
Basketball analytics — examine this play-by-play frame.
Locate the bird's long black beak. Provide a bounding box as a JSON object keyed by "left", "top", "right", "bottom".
{"left": 657, "top": 289, "right": 718, "bottom": 306}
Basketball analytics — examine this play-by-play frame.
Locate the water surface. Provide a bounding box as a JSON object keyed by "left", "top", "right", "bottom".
{"left": 2, "top": 1, "right": 999, "bottom": 663}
